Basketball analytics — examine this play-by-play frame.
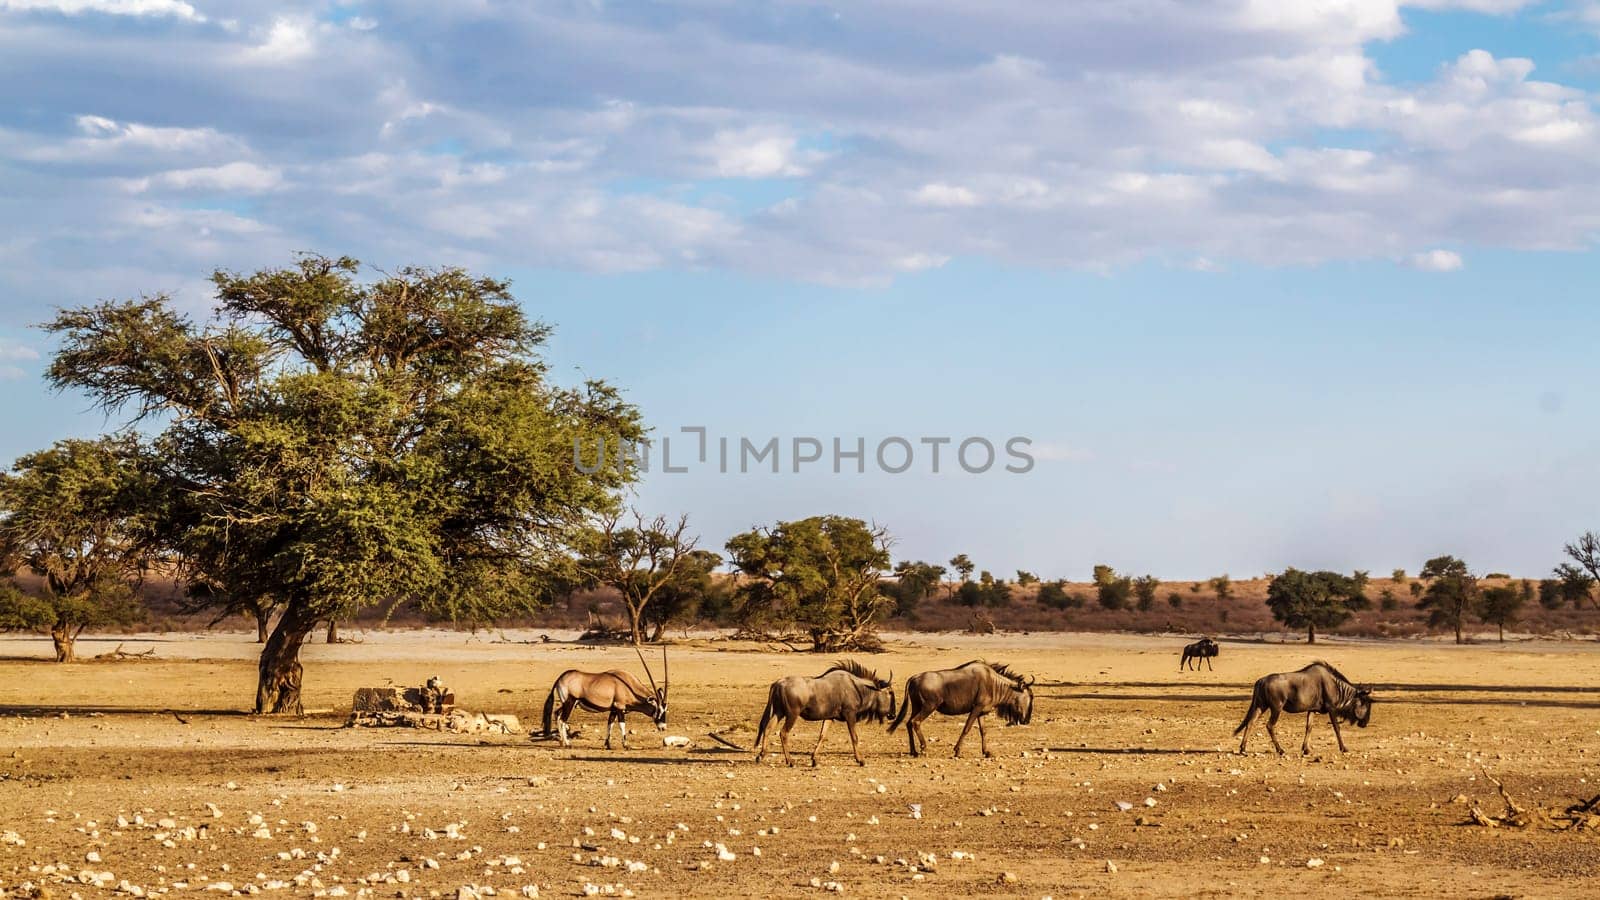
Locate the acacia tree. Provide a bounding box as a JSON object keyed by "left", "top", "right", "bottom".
{"left": 1265, "top": 568, "right": 1364, "bottom": 643}
{"left": 887, "top": 560, "right": 946, "bottom": 617}
{"left": 579, "top": 509, "right": 699, "bottom": 645}
{"left": 1475, "top": 584, "right": 1524, "bottom": 642}
{"left": 45, "top": 256, "right": 641, "bottom": 712}
{"left": 1553, "top": 532, "right": 1600, "bottom": 609}
{"left": 0, "top": 438, "right": 153, "bottom": 661}
{"left": 947, "top": 554, "right": 974, "bottom": 599}
{"left": 727, "top": 516, "right": 892, "bottom": 652}
{"left": 1417, "top": 555, "right": 1478, "bottom": 644}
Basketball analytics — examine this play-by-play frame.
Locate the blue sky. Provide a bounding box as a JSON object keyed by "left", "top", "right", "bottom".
{"left": 3, "top": 1, "right": 1600, "bottom": 579}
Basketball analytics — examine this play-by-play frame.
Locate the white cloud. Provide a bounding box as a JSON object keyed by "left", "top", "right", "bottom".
{"left": 0, "top": 0, "right": 200, "bottom": 19}
{"left": 1406, "top": 249, "right": 1465, "bottom": 271}
{"left": 247, "top": 18, "right": 316, "bottom": 64}
{"left": 0, "top": 339, "right": 41, "bottom": 363}
{"left": 911, "top": 183, "right": 980, "bottom": 207}
{"left": 705, "top": 130, "right": 811, "bottom": 178}
{"left": 124, "top": 161, "right": 283, "bottom": 193}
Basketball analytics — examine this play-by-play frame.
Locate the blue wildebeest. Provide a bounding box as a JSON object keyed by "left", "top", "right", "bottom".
{"left": 889, "top": 660, "right": 1035, "bottom": 758}
{"left": 1234, "top": 661, "right": 1372, "bottom": 755}
{"left": 1180, "top": 636, "right": 1219, "bottom": 671}
{"left": 753, "top": 660, "right": 896, "bottom": 766}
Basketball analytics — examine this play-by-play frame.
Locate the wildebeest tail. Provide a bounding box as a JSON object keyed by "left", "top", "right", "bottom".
{"left": 1232, "top": 681, "right": 1264, "bottom": 735}
{"left": 888, "top": 683, "right": 911, "bottom": 733}
{"left": 754, "top": 683, "right": 781, "bottom": 746}
{"left": 541, "top": 684, "right": 558, "bottom": 737}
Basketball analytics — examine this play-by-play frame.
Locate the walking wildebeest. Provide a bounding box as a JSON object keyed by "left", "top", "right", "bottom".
{"left": 889, "top": 660, "right": 1035, "bottom": 758}
{"left": 1180, "top": 636, "right": 1219, "bottom": 671}
{"left": 1234, "top": 661, "right": 1372, "bottom": 755}
{"left": 753, "top": 660, "right": 896, "bottom": 767}
{"left": 541, "top": 646, "right": 668, "bottom": 749}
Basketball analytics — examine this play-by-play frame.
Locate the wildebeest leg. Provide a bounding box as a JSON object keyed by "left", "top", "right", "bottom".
{"left": 780, "top": 713, "right": 796, "bottom": 767}
{"left": 810, "top": 719, "right": 829, "bottom": 767}
{"left": 1329, "top": 715, "right": 1347, "bottom": 752}
{"left": 1301, "top": 712, "right": 1313, "bottom": 755}
{"left": 953, "top": 711, "right": 981, "bottom": 758}
{"left": 1265, "top": 708, "right": 1285, "bottom": 756}
{"left": 977, "top": 714, "right": 992, "bottom": 758}
{"left": 844, "top": 716, "right": 864, "bottom": 766}
{"left": 905, "top": 704, "right": 925, "bottom": 757}
{"left": 1205, "top": 655, "right": 1213, "bottom": 671}
{"left": 1180, "top": 652, "right": 1188, "bottom": 672}
{"left": 1237, "top": 705, "right": 1258, "bottom": 754}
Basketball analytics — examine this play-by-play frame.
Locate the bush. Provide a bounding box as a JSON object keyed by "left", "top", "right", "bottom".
{"left": 1392, "top": 568, "right": 1407, "bottom": 583}
{"left": 1379, "top": 588, "right": 1399, "bottom": 611}
{"left": 1133, "top": 575, "right": 1160, "bottom": 612}
{"left": 1485, "top": 572, "right": 1510, "bottom": 580}
{"left": 1168, "top": 593, "right": 1183, "bottom": 609}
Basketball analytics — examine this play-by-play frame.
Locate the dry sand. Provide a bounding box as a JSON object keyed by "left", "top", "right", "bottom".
{"left": 2, "top": 630, "right": 1597, "bottom": 897}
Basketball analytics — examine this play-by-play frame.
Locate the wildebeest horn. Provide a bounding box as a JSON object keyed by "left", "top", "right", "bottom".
{"left": 635, "top": 644, "right": 661, "bottom": 697}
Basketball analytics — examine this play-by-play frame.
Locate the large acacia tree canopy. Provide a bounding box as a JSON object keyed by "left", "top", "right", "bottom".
{"left": 44, "top": 255, "right": 645, "bottom": 630}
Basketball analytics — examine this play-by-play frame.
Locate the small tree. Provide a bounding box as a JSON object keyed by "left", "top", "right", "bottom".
{"left": 1209, "top": 574, "right": 1233, "bottom": 601}
{"left": 1418, "top": 555, "right": 1478, "bottom": 644}
{"left": 1133, "top": 575, "right": 1161, "bottom": 612}
{"left": 1265, "top": 568, "right": 1364, "bottom": 643}
{"left": 1540, "top": 568, "right": 1594, "bottom": 610}
{"left": 947, "top": 554, "right": 974, "bottom": 599}
{"left": 0, "top": 439, "right": 152, "bottom": 661}
{"left": 1015, "top": 570, "right": 1039, "bottom": 587}
{"left": 1167, "top": 592, "right": 1183, "bottom": 609}
{"left": 1392, "top": 568, "right": 1407, "bottom": 584}
{"left": 1553, "top": 532, "right": 1600, "bottom": 608}
{"left": 1093, "top": 564, "right": 1132, "bottom": 610}
{"left": 1378, "top": 587, "right": 1398, "bottom": 611}
{"left": 887, "top": 560, "right": 946, "bottom": 618}
{"left": 579, "top": 509, "right": 699, "bottom": 646}
{"left": 727, "top": 516, "right": 892, "bottom": 652}
{"left": 1475, "top": 584, "right": 1524, "bottom": 642}
{"left": 1037, "top": 581, "right": 1072, "bottom": 611}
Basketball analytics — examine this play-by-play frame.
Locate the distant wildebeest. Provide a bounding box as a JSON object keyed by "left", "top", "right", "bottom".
{"left": 889, "top": 660, "right": 1035, "bottom": 758}
{"left": 1234, "top": 661, "right": 1372, "bottom": 755}
{"left": 541, "top": 646, "right": 668, "bottom": 749}
{"left": 1180, "top": 636, "right": 1219, "bottom": 671}
{"left": 753, "top": 660, "right": 896, "bottom": 767}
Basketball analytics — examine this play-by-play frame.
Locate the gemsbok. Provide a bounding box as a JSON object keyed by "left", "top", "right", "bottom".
{"left": 541, "top": 646, "right": 669, "bottom": 749}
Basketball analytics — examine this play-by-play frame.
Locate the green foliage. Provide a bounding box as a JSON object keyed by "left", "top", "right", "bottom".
{"left": 1351, "top": 570, "right": 1370, "bottom": 592}
{"left": 1265, "top": 568, "right": 1365, "bottom": 642}
{"left": 955, "top": 576, "right": 1012, "bottom": 608}
{"left": 1378, "top": 588, "right": 1399, "bottom": 611}
{"left": 948, "top": 554, "right": 974, "bottom": 583}
{"left": 1408, "top": 580, "right": 1425, "bottom": 597}
{"left": 1015, "top": 570, "right": 1039, "bottom": 587}
{"left": 0, "top": 438, "right": 152, "bottom": 660}
{"left": 1167, "top": 592, "right": 1182, "bottom": 609}
{"left": 1484, "top": 572, "right": 1510, "bottom": 580}
{"left": 1092, "top": 564, "right": 1132, "bottom": 610}
{"left": 1417, "top": 555, "right": 1478, "bottom": 643}
{"left": 1475, "top": 583, "right": 1524, "bottom": 641}
{"left": 1036, "top": 580, "right": 1074, "bottom": 611}
{"left": 887, "top": 560, "right": 947, "bottom": 618}
{"left": 640, "top": 549, "right": 727, "bottom": 639}
{"left": 726, "top": 516, "right": 892, "bottom": 651}
{"left": 43, "top": 256, "right": 642, "bottom": 706}
{"left": 1133, "top": 575, "right": 1160, "bottom": 612}
{"left": 1392, "top": 568, "right": 1407, "bottom": 583}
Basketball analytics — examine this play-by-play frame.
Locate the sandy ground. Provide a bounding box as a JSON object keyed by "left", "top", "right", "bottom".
{"left": 2, "top": 630, "right": 1598, "bottom": 898}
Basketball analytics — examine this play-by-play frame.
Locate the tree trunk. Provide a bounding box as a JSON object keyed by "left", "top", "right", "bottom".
{"left": 628, "top": 605, "right": 644, "bottom": 647}
{"left": 50, "top": 620, "right": 76, "bottom": 663}
{"left": 1499, "top": 622, "right": 1504, "bottom": 643}
{"left": 1456, "top": 620, "right": 1463, "bottom": 644}
{"left": 1307, "top": 623, "right": 1316, "bottom": 644}
{"left": 257, "top": 603, "right": 319, "bottom": 715}
{"left": 254, "top": 607, "right": 270, "bottom": 644}
{"left": 325, "top": 619, "right": 339, "bottom": 644}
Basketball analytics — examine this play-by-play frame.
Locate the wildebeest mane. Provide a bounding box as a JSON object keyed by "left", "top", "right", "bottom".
{"left": 1303, "top": 660, "right": 1354, "bottom": 686}
{"left": 823, "top": 659, "right": 889, "bottom": 689}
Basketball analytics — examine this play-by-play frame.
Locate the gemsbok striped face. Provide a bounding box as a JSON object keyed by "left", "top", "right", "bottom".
{"left": 651, "top": 691, "right": 668, "bottom": 730}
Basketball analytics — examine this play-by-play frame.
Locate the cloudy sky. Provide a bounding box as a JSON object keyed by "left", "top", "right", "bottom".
{"left": 3, "top": 0, "right": 1599, "bottom": 578}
